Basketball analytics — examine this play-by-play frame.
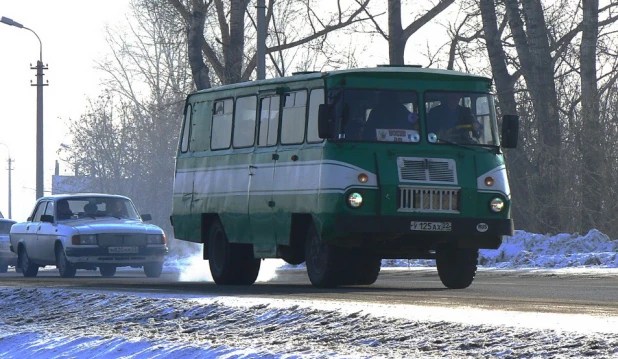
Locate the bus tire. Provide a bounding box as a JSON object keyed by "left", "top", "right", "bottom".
{"left": 305, "top": 223, "right": 342, "bottom": 288}
{"left": 208, "top": 219, "right": 260, "bottom": 285}
{"left": 354, "top": 254, "right": 381, "bottom": 285}
{"left": 436, "top": 246, "right": 478, "bottom": 289}
{"left": 338, "top": 250, "right": 381, "bottom": 285}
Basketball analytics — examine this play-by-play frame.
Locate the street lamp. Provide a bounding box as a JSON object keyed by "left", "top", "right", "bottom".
{"left": 0, "top": 143, "right": 13, "bottom": 219}
{"left": 1, "top": 16, "right": 47, "bottom": 201}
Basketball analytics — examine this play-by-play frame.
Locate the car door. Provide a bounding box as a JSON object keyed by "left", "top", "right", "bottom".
{"left": 37, "top": 201, "right": 57, "bottom": 264}
{"left": 24, "top": 201, "right": 48, "bottom": 261}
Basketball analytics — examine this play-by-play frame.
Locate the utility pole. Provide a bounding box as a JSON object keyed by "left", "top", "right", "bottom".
{"left": 0, "top": 143, "right": 13, "bottom": 219}
{"left": 1, "top": 16, "right": 48, "bottom": 201}
{"left": 257, "top": 0, "right": 266, "bottom": 80}
{"left": 5, "top": 157, "right": 12, "bottom": 219}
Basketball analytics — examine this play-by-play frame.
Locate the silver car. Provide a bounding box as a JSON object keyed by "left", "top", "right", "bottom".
{"left": 0, "top": 219, "right": 17, "bottom": 273}
{"left": 10, "top": 194, "right": 168, "bottom": 278}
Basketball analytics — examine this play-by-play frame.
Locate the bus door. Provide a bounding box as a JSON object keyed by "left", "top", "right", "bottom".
{"left": 248, "top": 94, "right": 280, "bottom": 255}
{"left": 270, "top": 90, "right": 309, "bottom": 244}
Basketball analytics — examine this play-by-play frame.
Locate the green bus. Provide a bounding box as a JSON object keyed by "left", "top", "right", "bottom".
{"left": 171, "top": 66, "right": 519, "bottom": 289}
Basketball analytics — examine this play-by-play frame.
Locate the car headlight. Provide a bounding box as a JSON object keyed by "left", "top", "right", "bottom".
{"left": 490, "top": 198, "right": 504, "bottom": 213}
{"left": 347, "top": 192, "right": 363, "bottom": 208}
{"left": 71, "top": 234, "right": 98, "bottom": 245}
{"left": 147, "top": 234, "right": 166, "bottom": 244}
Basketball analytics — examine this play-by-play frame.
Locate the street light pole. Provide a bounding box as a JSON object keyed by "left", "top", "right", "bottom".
{"left": 0, "top": 143, "right": 13, "bottom": 219}
{"left": 1, "top": 16, "right": 47, "bottom": 200}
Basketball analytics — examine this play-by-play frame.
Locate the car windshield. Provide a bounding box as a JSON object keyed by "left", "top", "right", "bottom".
{"left": 424, "top": 91, "right": 499, "bottom": 146}
{"left": 56, "top": 197, "right": 140, "bottom": 220}
{"left": 329, "top": 89, "right": 421, "bottom": 143}
{"left": 0, "top": 221, "right": 14, "bottom": 234}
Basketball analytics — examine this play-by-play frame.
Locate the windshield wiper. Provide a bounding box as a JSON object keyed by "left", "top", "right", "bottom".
{"left": 435, "top": 138, "right": 496, "bottom": 153}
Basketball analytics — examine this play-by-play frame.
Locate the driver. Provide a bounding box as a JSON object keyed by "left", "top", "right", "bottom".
{"left": 427, "top": 93, "right": 483, "bottom": 140}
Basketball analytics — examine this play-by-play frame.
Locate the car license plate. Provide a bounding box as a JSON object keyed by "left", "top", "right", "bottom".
{"left": 410, "top": 221, "right": 452, "bottom": 232}
{"left": 108, "top": 246, "right": 139, "bottom": 254}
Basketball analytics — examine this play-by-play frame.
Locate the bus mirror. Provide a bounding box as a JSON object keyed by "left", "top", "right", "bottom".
{"left": 318, "top": 104, "right": 334, "bottom": 139}
{"left": 501, "top": 114, "right": 519, "bottom": 148}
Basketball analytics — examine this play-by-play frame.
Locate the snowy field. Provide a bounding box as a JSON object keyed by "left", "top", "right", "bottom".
{"left": 2, "top": 229, "right": 618, "bottom": 358}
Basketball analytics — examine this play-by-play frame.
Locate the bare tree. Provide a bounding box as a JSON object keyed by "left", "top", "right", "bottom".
{"left": 380, "top": 0, "right": 456, "bottom": 65}
{"left": 169, "top": 0, "right": 372, "bottom": 88}
{"left": 60, "top": 0, "right": 193, "bottom": 236}
{"left": 579, "top": 0, "right": 602, "bottom": 232}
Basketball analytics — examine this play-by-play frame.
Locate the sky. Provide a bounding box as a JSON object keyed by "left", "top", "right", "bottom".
{"left": 0, "top": 1, "right": 129, "bottom": 220}
{"left": 0, "top": 1, "right": 460, "bottom": 222}
{"left": 2, "top": 230, "right": 618, "bottom": 358}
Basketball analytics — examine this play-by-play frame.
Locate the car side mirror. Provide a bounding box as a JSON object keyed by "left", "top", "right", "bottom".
{"left": 501, "top": 114, "right": 519, "bottom": 149}
{"left": 141, "top": 214, "right": 152, "bottom": 222}
{"left": 318, "top": 104, "right": 334, "bottom": 139}
{"left": 41, "top": 215, "right": 54, "bottom": 223}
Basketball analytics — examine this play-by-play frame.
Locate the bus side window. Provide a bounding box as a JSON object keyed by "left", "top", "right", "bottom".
{"left": 259, "top": 96, "right": 280, "bottom": 147}
{"left": 307, "top": 88, "right": 325, "bottom": 143}
{"left": 233, "top": 96, "right": 257, "bottom": 148}
{"left": 281, "top": 90, "right": 307, "bottom": 144}
{"left": 180, "top": 104, "right": 192, "bottom": 153}
{"left": 211, "top": 99, "right": 234, "bottom": 150}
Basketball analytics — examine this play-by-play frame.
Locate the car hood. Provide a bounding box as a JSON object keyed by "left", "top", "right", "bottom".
{"left": 64, "top": 218, "right": 163, "bottom": 235}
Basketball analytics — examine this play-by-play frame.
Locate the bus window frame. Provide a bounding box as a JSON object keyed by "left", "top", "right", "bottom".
{"left": 232, "top": 95, "right": 258, "bottom": 149}
{"left": 306, "top": 87, "right": 326, "bottom": 144}
{"left": 258, "top": 94, "right": 282, "bottom": 148}
{"left": 281, "top": 89, "right": 308, "bottom": 146}
{"left": 180, "top": 103, "right": 192, "bottom": 153}
{"left": 210, "top": 97, "right": 235, "bottom": 151}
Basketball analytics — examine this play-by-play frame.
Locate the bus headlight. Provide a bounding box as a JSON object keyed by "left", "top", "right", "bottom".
{"left": 490, "top": 198, "right": 504, "bottom": 213}
{"left": 347, "top": 192, "right": 363, "bottom": 208}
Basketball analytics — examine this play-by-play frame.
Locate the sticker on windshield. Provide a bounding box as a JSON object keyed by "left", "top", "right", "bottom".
{"left": 376, "top": 129, "right": 419, "bottom": 143}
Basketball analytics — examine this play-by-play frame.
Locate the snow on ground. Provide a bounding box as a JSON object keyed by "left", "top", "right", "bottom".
{"left": 2, "top": 229, "right": 618, "bottom": 358}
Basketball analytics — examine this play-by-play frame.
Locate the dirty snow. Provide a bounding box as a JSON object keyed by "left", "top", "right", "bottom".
{"left": 2, "top": 229, "right": 618, "bottom": 358}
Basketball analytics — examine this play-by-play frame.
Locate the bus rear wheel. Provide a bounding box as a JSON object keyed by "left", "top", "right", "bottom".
{"left": 208, "top": 219, "right": 260, "bottom": 285}
{"left": 436, "top": 246, "right": 478, "bottom": 289}
{"left": 305, "top": 224, "right": 343, "bottom": 288}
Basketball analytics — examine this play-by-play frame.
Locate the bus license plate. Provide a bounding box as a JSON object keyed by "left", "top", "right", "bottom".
{"left": 108, "top": 246, "right": 139, "bottom": 254}
{"left": 410, "top": 221, "right": 452, "bottom": 232}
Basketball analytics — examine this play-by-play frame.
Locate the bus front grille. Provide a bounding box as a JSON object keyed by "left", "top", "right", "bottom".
{"left": 397, "top": 157, "right": 457, "bottom": 184}
{"left": 397, "top": 187, "right": 460, "bottom": 213}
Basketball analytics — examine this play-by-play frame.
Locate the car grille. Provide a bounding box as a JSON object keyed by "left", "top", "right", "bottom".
{"left": 397, "top": 187, "right": 460, "bottom": 213}
{"left": 397, "top": 157, "right": 457, "bottom": 184}
{"left": 97, "top": 234, "right": 147, "bottom": 246}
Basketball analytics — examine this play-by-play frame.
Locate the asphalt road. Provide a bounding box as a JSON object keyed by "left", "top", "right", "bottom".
{"left": 1, "top": 266, "right": 617, "bottom": 317}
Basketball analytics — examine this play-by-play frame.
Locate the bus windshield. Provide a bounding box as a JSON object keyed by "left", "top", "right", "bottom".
{"left": 332, "top": 89, "right": 421, "bottom": 143}
{"left": 424, "top": 91, "right": 499, "bottom": 146}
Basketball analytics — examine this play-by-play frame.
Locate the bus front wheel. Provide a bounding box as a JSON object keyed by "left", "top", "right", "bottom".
{"left": 436, "top": 246, "right": 478, "bottom": 289}
{"left": 305, "top": 224, "right": 343, "bottom": 288}
{"left": 208, "top": 219, "right": 260, "bottom": 285}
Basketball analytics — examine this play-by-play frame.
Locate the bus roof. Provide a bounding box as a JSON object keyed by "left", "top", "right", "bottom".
{"left": 192, "top": 66, "right": 491, "bottom": 95}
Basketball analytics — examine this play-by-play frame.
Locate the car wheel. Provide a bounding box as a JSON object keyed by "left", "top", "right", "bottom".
{"left": 99, "top": 264, "right": 117, "bottom": 277}
{"left": 143, "top": 262, "right": 163, "bottom": 278}
{"left": 208, "top": 219, "right": 260, "bottom": 285}
{"left": 55, "top": 245, "right": 77, "bottom": 278}
{"left": 19, "top": 247, "right": 38, "bottom": 277}
{"left": 0, "top": 262, "right": 8, "bottom": 273}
